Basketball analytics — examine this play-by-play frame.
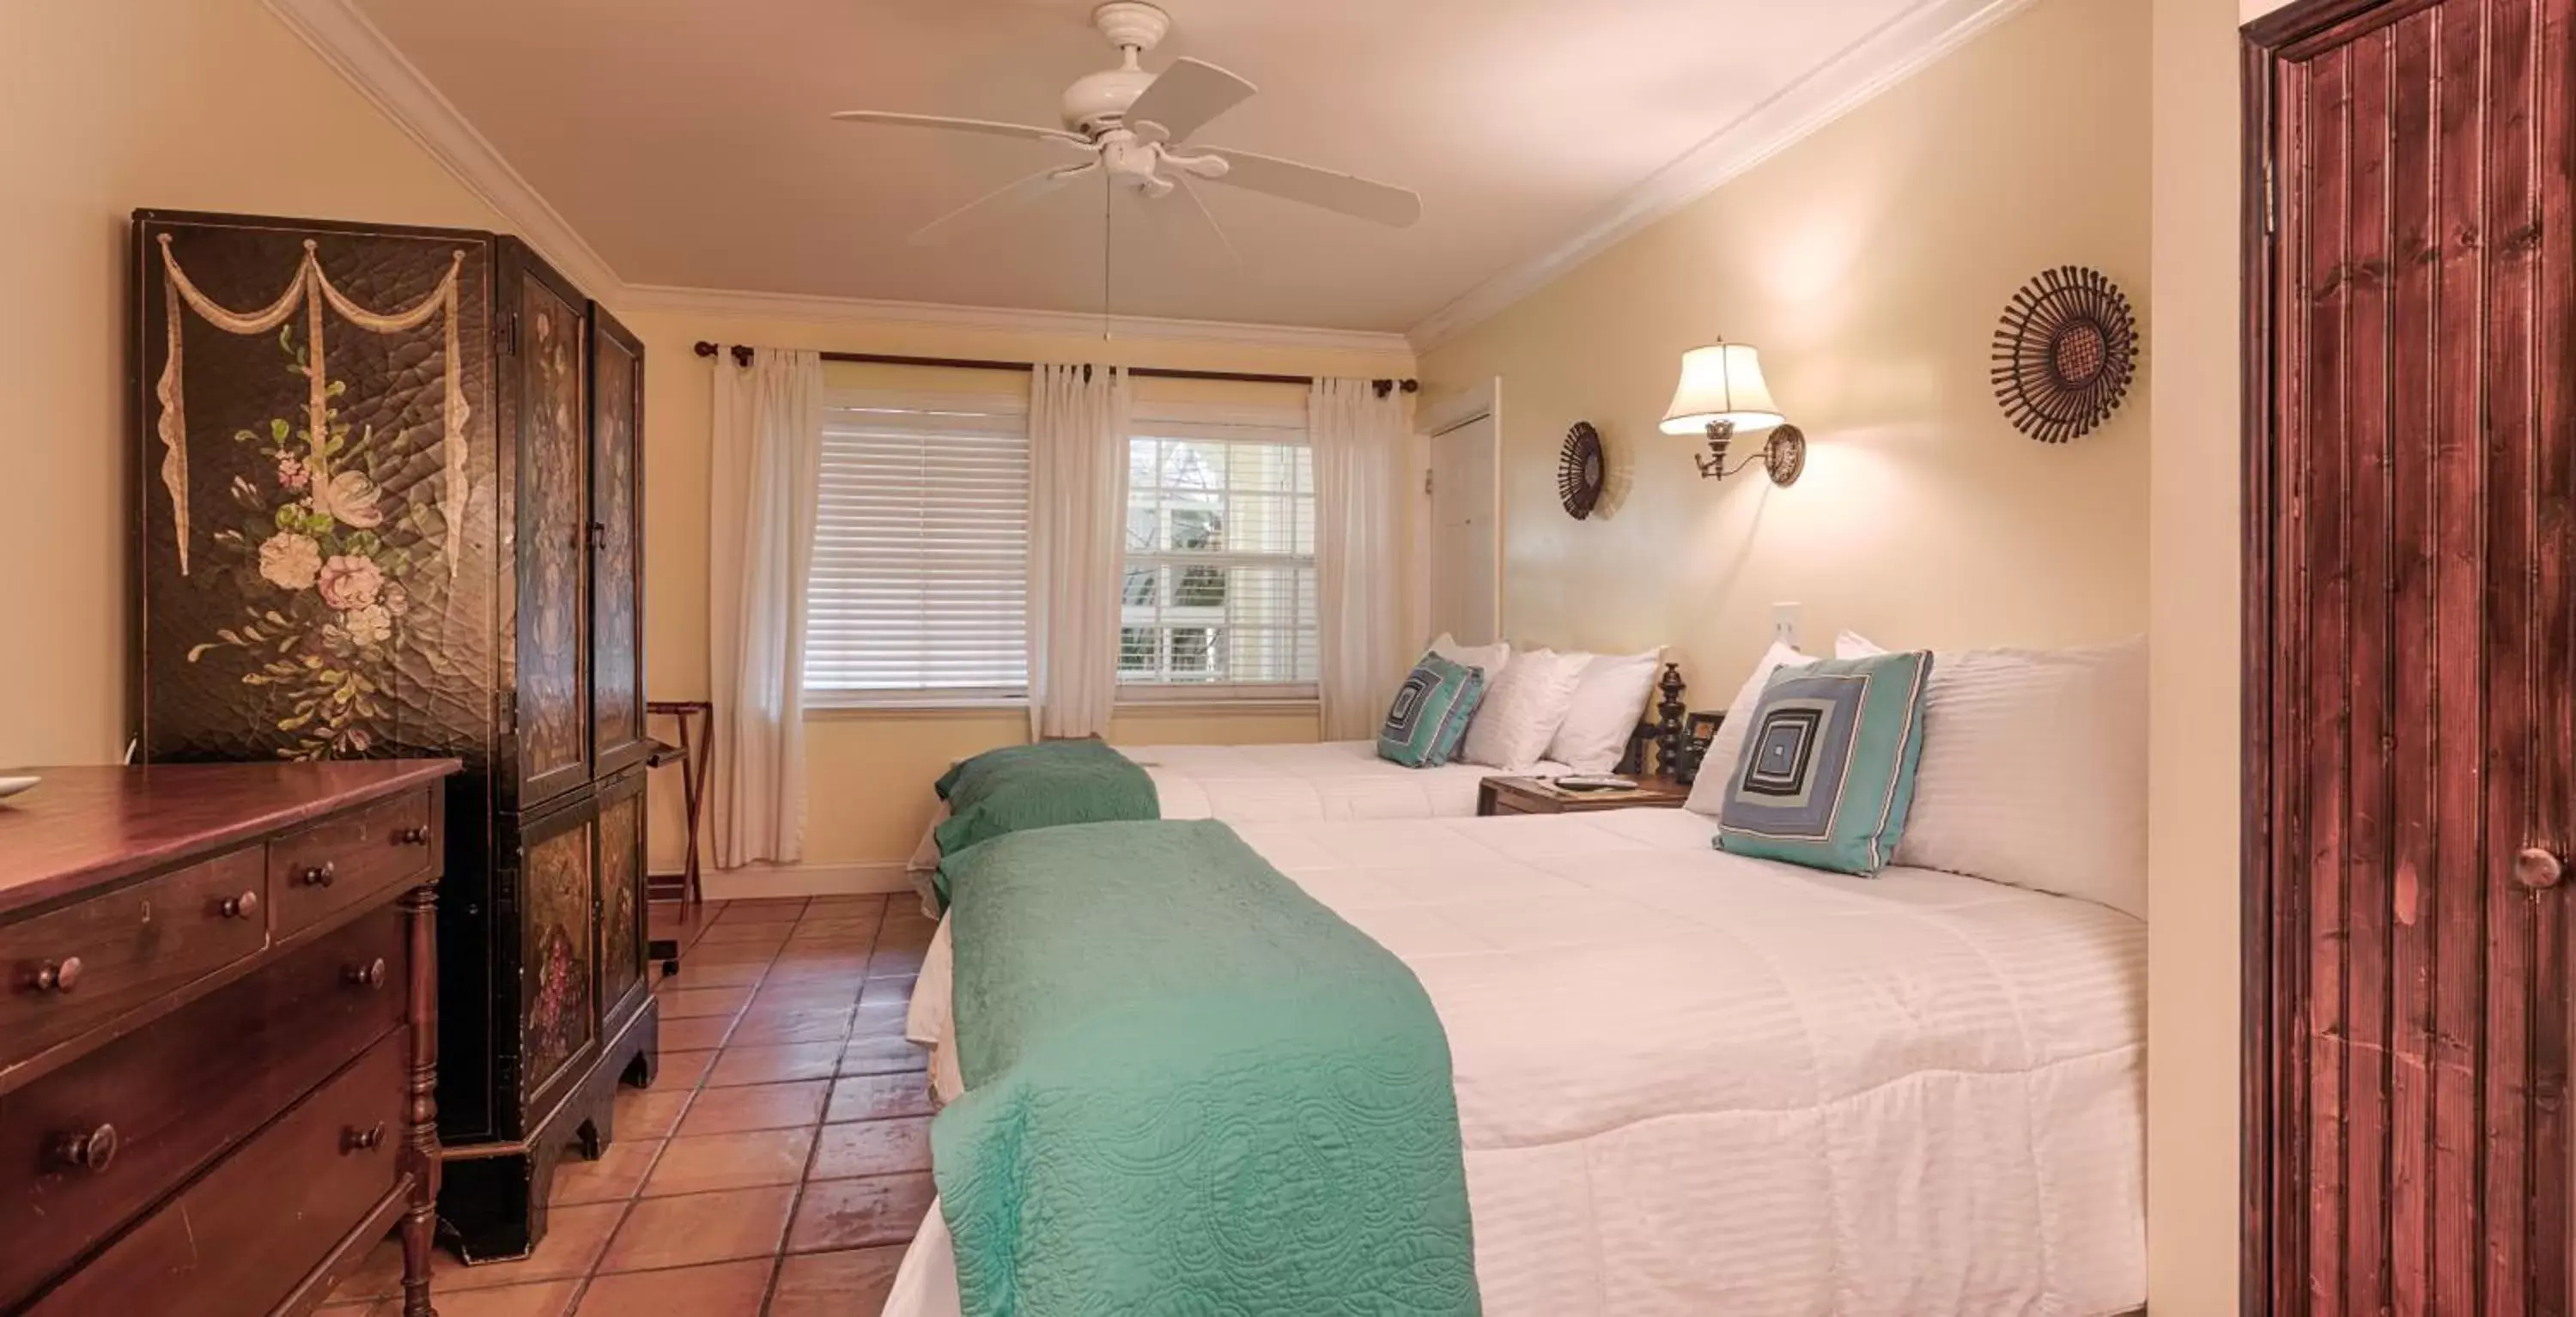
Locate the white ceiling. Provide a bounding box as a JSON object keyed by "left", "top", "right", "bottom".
{"left": 347, "top": 0, "right": 1967, "bottom": 334}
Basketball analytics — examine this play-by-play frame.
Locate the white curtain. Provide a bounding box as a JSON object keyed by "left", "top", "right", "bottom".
{"left": 1027, "top": 363, "right": 1131, "bottom": 738}
{"left": 708, "top": 347, "right": 823, "bottom": 869}
{"left": 1311, "top": 378, "right": 1413, "bottom": 739}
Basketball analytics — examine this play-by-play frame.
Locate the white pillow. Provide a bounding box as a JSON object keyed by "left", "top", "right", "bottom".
{"left": 1837, "top": 630, "right": 1886, "bottom": 658}
{"left": 1893, "top": 639, "right": 2148, "bottom": 918}
{"left": 1428, "top": 633, "right": 1510, "bottom": 682}
{"left": 1683, "top": 641, "right": 1813, "bottom": 816}
{"left": 1458, "top": 648, "right": 1590, "bottom": 770}
{"left": 1544, "top": 648, "right": 1664, "bottom": 773}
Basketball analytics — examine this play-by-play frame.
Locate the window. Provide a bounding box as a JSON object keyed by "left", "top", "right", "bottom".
{"left": 1121, "top": 404, "right": 1317, "bottom": 699}
{"left": 802, "top": 391, "right": 1029, "bottom": 705}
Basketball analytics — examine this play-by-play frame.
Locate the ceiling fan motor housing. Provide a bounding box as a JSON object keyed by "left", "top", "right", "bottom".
{"left": 1064, "top": 2, "right": 1170, "bottom": 132}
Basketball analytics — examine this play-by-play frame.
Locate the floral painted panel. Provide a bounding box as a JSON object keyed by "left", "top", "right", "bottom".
{"left": 137, "top": 221, "right": 494, "bottom": 766}
{"left": 521, "top": 817, "right": 597, "bottom": 1099}
{"left": 517, "top": 279, "right": 587, "bottom": 791}
{"left": 597, "top": 791, "right": 645, "bottom": 1016}
{"left": 590, "top": 329, "right": 643, "bottom": 762}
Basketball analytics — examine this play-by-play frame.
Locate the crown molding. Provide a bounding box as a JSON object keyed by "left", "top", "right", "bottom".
{"left": 618, "top": 282, "right": 1418, "bottom": 360}
{"left": 263, "top": 0, "right": 627, "bottom": 300}
{"left": 1405, "top": 0, "right": 2040, "bottom": 353}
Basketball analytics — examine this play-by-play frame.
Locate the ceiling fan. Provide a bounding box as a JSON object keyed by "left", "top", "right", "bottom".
{"left": 830, "top": 1, "right": 1423, "bottom": 249}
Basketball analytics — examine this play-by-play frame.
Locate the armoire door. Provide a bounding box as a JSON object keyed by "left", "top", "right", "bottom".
{"left": 500, "top": 240, "right": 592, "bottom": 810}
{"left": 593, "top": 765, "right": 650, "bottom": 1035}
{"left": 512, "top": 792, "right": 600, "bottom": 1128}
{"left": 588, "top": 306, "right": 650, "bottom": 780}
{"left": 2246, "top": 0, "right": 2573, "bottom": 1312}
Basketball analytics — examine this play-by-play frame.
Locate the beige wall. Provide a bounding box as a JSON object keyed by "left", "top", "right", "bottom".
{"left": 2150, "top": 0, "right": 2275, "bottom": 1310}
{"left": 1419, "top": 0, "right": 2151, "bottom": 699}
{"left": 0, "top": 0, "right": 509, "bottom": 767}
{"left": 624, "top": 306, "right": 1413, "bottom": 870}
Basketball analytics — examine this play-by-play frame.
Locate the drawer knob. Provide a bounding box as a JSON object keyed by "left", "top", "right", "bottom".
{"left": 2516, "top": 847, "right": 2565, "bottom": 890}
{"left": 346, "top": 957, "right": 390, "bottom": 989}
{"left": 52, "top": 1125, "right": 118, "bottom": 1174}
{"left": 300, "top": 861, "right": 337, "bottom": 889}
{"left": 343, "top": 1123, "right": 387, "bottom": 1153}
{"left": 218, "top": 889, "right": 261, "bottom": 920}
{"left": 392, "top": 826, "right": 431, "bottom": 847}
{"left": 27, "top": 957, "right": 82, "bottom": 994}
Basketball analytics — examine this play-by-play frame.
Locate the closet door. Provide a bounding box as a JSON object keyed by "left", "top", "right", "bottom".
{"left": 588, "top": 306, "right": 650, "bottom": 779}
{"left": 2247, "top": 0, "right": 2573, "bottom": 1311}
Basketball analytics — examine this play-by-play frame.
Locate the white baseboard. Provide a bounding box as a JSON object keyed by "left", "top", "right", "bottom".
{"left": 697, "top": 861, "right": 914, "bottom": 901}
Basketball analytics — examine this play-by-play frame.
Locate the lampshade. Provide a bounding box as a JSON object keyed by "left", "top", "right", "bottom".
{"left": 1660, "top": 343, "right": 1783, "bottom": 434}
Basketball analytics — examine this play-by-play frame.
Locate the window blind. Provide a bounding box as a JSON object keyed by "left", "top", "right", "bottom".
{"left": 1121, "top": 402, "right": 1317, "bottom": 699}
{"left": 804, "top": 390, "right": 1030, "bottom": 703}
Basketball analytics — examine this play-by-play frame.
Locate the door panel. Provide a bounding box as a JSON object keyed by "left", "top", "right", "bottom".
{"left": 1430, "top": 412, "right": 1499, "bottom": 646}
{"left": 512, "top": 256, "right": 590, "bottom": 809}
{"left": 589, "top": 308, "right": 649, "bottom": 778}
{"left": 2250, "top": 0, "right": 2572, "bottom": 1309}
{"left": 594, "top": 768, "right": 648, "bottom": 1032}
{"left": 517, "top": 798, "right": 598, "bottom": 1116}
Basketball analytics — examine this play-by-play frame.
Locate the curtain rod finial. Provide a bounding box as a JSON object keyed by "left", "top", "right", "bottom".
{"left": 693, "top": 341, "right": 718, "bottom": 358}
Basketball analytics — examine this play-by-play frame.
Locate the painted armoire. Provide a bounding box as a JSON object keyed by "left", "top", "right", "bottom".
{"left": 128, "top": 210, "right": 656, "bottom": 1261}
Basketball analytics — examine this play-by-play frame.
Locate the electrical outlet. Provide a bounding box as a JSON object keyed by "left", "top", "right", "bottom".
{"left": 1771, "top": 602, "right": 1801, "bottom": 650}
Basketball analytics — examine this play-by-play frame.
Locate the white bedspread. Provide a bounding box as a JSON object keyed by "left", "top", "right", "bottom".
{"left": 891, "top": 810, "right": 2147, "bottom": 1316}
{"left": 1123, "top": 739, "right": 1567, "bottom": 821}
{"left": 904, "top": 741, "right": 1560, "bottom": 892}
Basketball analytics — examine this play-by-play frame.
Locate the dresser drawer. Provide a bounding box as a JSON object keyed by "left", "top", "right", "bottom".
{"left": 24, "top": 1029, "right": 410, "bottom": 1317}
{"left": 0, "top": 906, "right": 405, "bottom": 1303}
{"left": 0, "top": 847, "right": 269, "bottom": 1074}
{"left": 268, "top": 789, "right": 436, "bottom": 939}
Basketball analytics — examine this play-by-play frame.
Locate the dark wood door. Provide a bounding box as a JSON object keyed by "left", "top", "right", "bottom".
{"left": 501, "top": 240, "right": 592, "bottom": 812}
{"left": 2246, "top": 0, "right": 2573, "bottom": 1311}
{"left": 588, "top": 306, "right": 650, "bottom": 779}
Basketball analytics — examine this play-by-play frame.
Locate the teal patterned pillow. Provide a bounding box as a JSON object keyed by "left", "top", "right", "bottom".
{"left": 1377, "top": 653, "right": 1488, "bottom": 768}
{"left": 1716, "top": 650, "right": 1935, "bottom": 875}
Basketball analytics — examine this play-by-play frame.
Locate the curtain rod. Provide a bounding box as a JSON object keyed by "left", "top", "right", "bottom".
{"left": 691, "top": 342, "right": 1418, "bottom": 395}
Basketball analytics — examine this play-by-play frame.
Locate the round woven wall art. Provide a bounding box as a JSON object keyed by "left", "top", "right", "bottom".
{"left": 1990, "top": 265, "right": 2137, "bottom": 443}
{"left": 1558, "top": 421, "right": 1605, "bottom": 519}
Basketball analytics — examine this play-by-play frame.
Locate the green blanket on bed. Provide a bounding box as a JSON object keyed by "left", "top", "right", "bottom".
{"left": 933, "top": 820, "right": 1481, "bottom": 1316}
{"left": 932, "top": 738, "right": 1158, "bottom": 876}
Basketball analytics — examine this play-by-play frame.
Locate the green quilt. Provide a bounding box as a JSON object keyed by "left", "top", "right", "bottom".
{"left": 933, "top": 820, "right": 1481, "bottom": 1316}
{"left": 932, "top": 738, "right": 1159, "bottom": 877}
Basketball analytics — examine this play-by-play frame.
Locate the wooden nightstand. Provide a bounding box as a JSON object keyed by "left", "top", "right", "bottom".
{"left": 1477, "top": 774, "right": 1693, "bottom": 816}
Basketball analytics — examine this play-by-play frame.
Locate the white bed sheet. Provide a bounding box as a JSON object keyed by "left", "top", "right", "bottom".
{"left": 1125, "top": 739, "right": 1569, "bottom": 822}
{"left": 902, "top": 740, "right": 1567, "bottom": 895}
{"left": 891, "top": 810, "right": 2147, "bottom": 1316}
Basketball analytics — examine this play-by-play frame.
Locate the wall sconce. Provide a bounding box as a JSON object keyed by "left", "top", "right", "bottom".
{"left": 1660, "top": 342, "right": 1806, "bottom": 486}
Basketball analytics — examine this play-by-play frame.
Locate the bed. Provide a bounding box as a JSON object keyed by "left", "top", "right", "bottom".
{"left": 1121, "top": 738, "right": 1576, "bottom": 820}
{"left": 905, "top": 738, "right": 1586, "bottom": 885}
{"left": 890, "top": 807, "right": 2148, "bottom": 1316}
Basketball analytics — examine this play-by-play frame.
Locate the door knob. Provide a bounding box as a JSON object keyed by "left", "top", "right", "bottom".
{"left": 2514, "top": 847, "right": 2564, "bottom": 890}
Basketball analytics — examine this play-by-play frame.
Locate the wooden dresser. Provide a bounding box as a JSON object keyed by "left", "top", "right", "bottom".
{"left": 0, "top": 761, "right": 457, "bottom": 1316}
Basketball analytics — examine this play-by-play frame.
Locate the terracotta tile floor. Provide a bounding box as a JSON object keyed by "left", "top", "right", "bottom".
{"left": 320, "top": 894, "right": 936, "bottom": 1317}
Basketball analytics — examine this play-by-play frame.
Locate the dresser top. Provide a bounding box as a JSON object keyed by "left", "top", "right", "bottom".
{"left": 0, "top": 761, "right": 459, "bottom": 918}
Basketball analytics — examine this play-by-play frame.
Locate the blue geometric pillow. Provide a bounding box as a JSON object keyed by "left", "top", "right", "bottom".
{"left": 1716, "top": 650, "right": 1935, "bottom": 874}
{"left": 1377, "top": 652, "right": 1488, "bottom": 768}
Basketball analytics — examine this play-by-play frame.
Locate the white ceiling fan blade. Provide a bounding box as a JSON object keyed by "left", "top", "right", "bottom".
{"left": 1196, "top": 148, "right": 1421, "bottom": 228}
{"left": 1172, "top": 176, "right": 1242, "bottom": 267}
{"left": 909, "top": 163, "right": 1097, "bottom": 246}
{"left": 1124, "top": 58, "right": 1256, "bottom": 145}
{"left": 830, "top": 110, "right": 1092, "bottom": 149}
